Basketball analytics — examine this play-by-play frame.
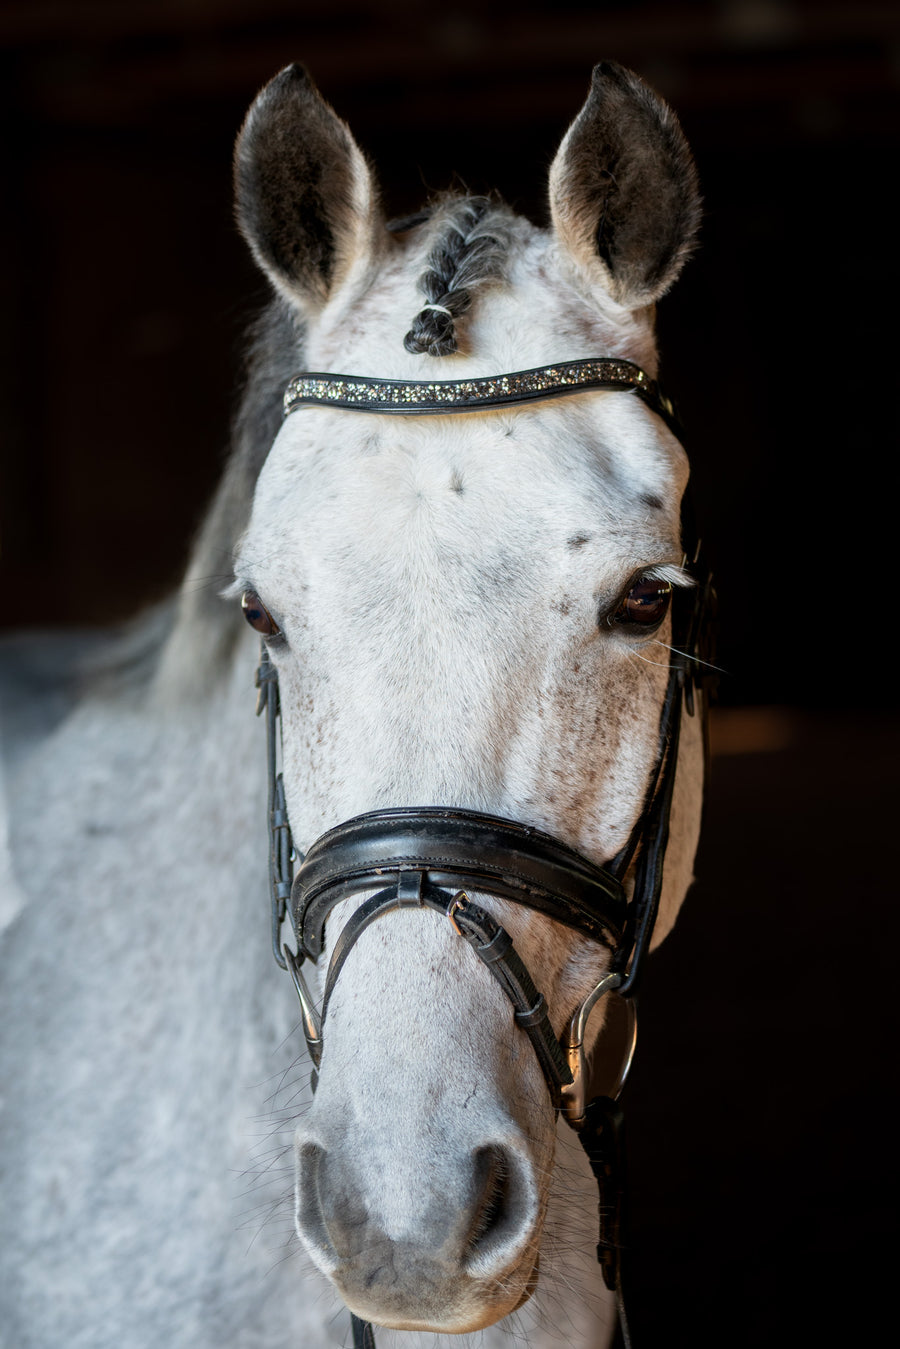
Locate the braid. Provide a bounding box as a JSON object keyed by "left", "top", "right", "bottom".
{"left": 403, "top": 197, "right": 508, "bottom": 357}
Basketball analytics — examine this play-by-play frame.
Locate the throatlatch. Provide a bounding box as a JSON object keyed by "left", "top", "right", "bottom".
{"left": 253, "top": 357, "right": 716, "bottom": 1349}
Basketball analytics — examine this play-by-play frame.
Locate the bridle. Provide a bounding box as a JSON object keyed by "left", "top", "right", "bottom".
{"left": 254, "top": 357, "right": 715, "bottom": 1349}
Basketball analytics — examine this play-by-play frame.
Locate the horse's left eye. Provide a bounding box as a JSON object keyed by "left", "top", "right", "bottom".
{"left": 610, "top": 576, "right": 673, "bottom": 629}
{"left": 241, "top": 590, "right": 281, "bottom": 637}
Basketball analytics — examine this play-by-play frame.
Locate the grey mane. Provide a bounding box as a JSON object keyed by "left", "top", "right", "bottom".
{"left": 403, "top": 196, "right": 512, "bottom": 357}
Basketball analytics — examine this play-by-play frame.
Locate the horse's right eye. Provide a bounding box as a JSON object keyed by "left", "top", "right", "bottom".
{"left": 241, "top": 590, "right": 281, "bottom": 638}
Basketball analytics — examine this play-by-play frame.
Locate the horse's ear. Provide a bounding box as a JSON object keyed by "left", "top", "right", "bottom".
{"left": 234, "top": 64, "right": 382, "bottom": 311}
{"left": 549, "top": 62, "right": 701, "bottom": 308}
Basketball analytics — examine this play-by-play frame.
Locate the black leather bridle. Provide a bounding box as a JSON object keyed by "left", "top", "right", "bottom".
{"left": 254, "top": 357, "right": 715, "bottom": 1349}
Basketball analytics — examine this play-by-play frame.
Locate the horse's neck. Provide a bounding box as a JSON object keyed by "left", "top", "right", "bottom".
{"left": 0, "top": 625, "right": 615, "bottom": 1349}
{"left": 0, "top": 630, "right": 313, "bottom": 1347}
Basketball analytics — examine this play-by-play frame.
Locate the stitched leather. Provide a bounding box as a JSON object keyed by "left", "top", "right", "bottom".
{"left": 292, "top": 807, "right": 627, "bottom": 960}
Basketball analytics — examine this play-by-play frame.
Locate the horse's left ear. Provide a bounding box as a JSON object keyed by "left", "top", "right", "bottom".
{"left": 549, "top": 62, "right": 701, "bottom": 308}
{"left": 234, "top": 64, "right": 383, "bottom": 312}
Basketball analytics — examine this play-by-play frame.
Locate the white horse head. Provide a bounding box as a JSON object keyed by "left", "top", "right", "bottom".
{"left": 221, "top": 61, "right": 705, "bottom": 1338}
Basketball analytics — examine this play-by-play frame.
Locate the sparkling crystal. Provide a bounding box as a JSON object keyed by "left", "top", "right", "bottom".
{"left": 281, "top": 358, "right": 674, "bottom": 434}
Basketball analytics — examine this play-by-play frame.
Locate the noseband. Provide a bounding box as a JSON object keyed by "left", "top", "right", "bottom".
{"left": 255, "top": 357, "right": 715, "bottom": 1348}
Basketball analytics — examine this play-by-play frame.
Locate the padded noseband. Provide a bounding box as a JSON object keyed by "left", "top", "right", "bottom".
{"left": 292, "top": 806, "right": 628, "bottom": 961}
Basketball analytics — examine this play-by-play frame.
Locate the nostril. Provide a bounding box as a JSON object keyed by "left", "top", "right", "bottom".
{"left": 466, "top": 1145, "right": 511, "bottom": 1252}
{"left": 463, "top": 1143, "right": 537, "bottom": 1274}
{"left": 294, "top": 1140, "right": 339, "bottom": 1269}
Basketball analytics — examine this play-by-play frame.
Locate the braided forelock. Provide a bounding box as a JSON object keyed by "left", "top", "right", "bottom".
{"left": 403, "top": 196, "right": 511, "bottom": 357}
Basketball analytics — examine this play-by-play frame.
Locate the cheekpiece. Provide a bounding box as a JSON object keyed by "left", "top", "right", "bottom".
{"left": 283, "top": 357, "right": 679, "bottom": 434}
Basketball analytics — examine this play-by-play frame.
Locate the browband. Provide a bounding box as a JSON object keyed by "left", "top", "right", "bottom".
{"left": 291, "top": 806, "right": 628, "bottom": 962}
{"left": 283, "top": 357, "right": 680, "bottom": 435}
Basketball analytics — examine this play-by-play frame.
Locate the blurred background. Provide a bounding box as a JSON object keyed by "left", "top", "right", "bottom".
{"left": 1, "top": 2, "right": 896, "bottom": 1346}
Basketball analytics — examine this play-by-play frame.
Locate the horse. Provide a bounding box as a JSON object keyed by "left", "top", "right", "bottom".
{"left": 0, "top": 61, "right": 706, "bottom": 1349}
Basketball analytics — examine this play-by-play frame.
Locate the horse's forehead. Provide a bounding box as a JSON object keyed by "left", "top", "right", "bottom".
{"left": 248, "top": 394, "right": 686, "bottom": 602}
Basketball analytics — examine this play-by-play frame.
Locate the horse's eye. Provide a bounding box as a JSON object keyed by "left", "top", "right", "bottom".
{"left": 241, "top": 590, "right": 281, "bottom": 637}
{"left": 610, "top": 576, "right": 673, "bottom": 628}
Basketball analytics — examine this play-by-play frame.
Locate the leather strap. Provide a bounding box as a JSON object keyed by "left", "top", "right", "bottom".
{"left": 320, "top": 878, "right": 573, "bottom": 1096}
{"left": 611, "top": 663, "right": 682, "bottom": 997}
{"left": 351, "top": 1313, "right": 376, "bottom": 1349}
{"left": 579, "top": 1098, "right": 633, "bottom": 1348}
{"left": 255, "top": 651, "right": 291, "bottom": 971}
{"left": 292, "top": 807, "right": 627, "bottom": 961}
{"left": 282, "top": 358, "right": 681, "bottom": 436}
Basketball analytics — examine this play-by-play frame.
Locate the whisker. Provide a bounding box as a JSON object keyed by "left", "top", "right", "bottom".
{"left": 626, "top": 647, "right": 672, "bottom": 670}
{"left": 648, "top": 637, "right": 727, "bottom": 675}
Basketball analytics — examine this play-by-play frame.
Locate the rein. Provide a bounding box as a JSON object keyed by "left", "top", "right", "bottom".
{"left": 255, "top": 358, "right": 715, "bottom": 1348}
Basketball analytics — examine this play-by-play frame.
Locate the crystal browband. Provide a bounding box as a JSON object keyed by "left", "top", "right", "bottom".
{"left": 283, "top": 358, "right": 679, "bottom": 433}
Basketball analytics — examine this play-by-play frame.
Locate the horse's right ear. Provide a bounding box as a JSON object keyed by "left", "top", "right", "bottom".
{"left": 234, "top": 65, "right": 382, "bottom": 312}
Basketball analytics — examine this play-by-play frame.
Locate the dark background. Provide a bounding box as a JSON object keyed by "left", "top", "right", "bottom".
{"left": 1, "top": 3, "right": 896, "bottom": 1346}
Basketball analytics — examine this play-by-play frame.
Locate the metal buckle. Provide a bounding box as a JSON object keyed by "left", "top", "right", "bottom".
{"left": 447, "top": 891, "right": 470, "bottom": 935}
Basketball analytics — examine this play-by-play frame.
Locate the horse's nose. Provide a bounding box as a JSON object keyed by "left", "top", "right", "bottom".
{"left": 294, "top": 1134, "right": 541, "bottom": 1329}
